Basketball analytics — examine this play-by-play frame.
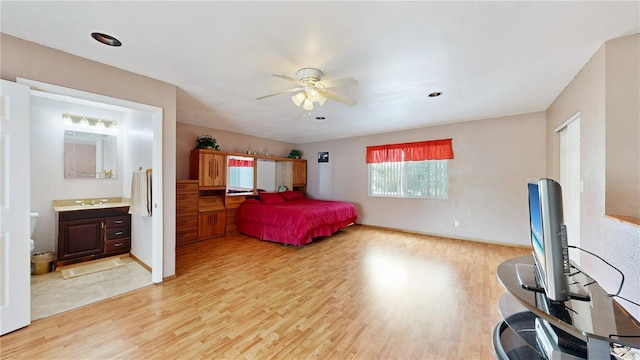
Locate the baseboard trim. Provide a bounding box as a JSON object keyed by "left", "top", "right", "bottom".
{"left": 357, "top": 224, "right": 530, "bottom": 249}
{"left": 129, "top": 253, "right": 152, "bottom": 272}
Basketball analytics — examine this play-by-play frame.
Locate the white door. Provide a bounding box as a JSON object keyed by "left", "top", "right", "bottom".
{"left": 0, "top": 80, "right": 31, "bottom": 335}
{"left": 559, "top": 114, "right": 581, "bottom": 263}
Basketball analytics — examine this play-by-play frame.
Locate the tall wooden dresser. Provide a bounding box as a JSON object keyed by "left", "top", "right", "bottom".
{"left": 176, "top": 180, "right": 199, "bottom": 246}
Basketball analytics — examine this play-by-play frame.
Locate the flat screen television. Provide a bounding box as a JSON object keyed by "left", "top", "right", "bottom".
{"left": 525, "top": 178, "right": 571, "bottom": 302}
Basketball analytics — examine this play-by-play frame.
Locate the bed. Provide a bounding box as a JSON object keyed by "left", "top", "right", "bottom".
{"left": 236, "top": 191, "right": 358, "bottom": 246}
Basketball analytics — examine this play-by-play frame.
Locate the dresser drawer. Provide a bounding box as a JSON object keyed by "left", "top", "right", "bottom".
{"left": 225, "top": 195, "right": 246, "bottom": 209}
{"left": 106, "top": 215, "right": 130, "bottom": 228}
{"left": 176, "top": 216, "right": 197, "bottom": 230}
{"left": 105, "top": 238, "right": 131, "bottom": 253}
{"left": 176, "top": 181, "right": 199, "bottom": 194}
{"left": 177, "top": 193, "right": 198, "bottom": 204}
{"left": 176, "top": 203, "right": 198, "bottom": 216}
{"left": 106, "top": 227, "right": 131, "bottom": 240}
{"left": 177, "top": 229, "right": 198, "bottom": 246}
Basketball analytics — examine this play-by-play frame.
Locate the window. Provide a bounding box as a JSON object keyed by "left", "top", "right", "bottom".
{"left": 366, "top": 139, "right": 453, "bottom": 199}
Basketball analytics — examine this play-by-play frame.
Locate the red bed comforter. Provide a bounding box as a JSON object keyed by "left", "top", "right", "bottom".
{"left": 236, "top": 197, "right": 358, "bottom": 246}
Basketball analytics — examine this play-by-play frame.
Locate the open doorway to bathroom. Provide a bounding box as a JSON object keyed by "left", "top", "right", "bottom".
{"left": 20, "top": 78, "right": 164, "bottom": 320}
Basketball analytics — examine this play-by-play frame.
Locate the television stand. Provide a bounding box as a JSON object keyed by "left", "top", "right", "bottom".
{"left": 515, "top": 263, "right": 591, "bottom": 302}
{"left": 495, "top": 255, "right": 640, "bottom": 359}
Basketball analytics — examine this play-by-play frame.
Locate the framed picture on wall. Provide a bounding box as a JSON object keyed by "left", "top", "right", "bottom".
{"left": 318, "top": 152, "right": 329, "bottom": 163}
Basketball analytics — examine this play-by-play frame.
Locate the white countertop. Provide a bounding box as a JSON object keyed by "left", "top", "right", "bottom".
{"left": 53, "top": 202, "right": 130, "bottom": 212}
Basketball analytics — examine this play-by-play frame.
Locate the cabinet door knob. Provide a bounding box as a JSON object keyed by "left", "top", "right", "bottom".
{"left": 114, "top": 220, "right": 124, "bottom": 224}
{"left": 114, "top": 243, "right": 123, "bottom": 247}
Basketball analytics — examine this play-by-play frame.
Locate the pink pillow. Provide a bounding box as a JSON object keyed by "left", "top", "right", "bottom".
{"left": 260, "top": 192, "right": 285, "bottom": 205}
{"left": 280, "top": 191, "right": 305, "bottom": 201}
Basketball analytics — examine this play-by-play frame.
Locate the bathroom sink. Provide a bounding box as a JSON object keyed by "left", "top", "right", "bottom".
{"left": 52, "top": 198, "right": 130, "bottom": 212}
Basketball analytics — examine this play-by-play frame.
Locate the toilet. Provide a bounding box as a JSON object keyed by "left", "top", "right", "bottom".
{"left": 30, "top": 212, "right": 38, "bottom": 253}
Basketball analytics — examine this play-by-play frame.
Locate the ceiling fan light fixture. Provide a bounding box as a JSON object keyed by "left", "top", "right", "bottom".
{"left": 302, "top": 99, "right": 314, "bottom": 111}
{"left": 317, "top": 94, "right": 328, "bottom": 106}
{"left": 292, "top": 92, "right": 306, "bottom": 107}
{"left": 306, "top": 88, "right": 320, "bottom": 102}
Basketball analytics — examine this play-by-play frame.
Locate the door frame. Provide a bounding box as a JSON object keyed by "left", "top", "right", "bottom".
{"left": 556, "top": 111, "right": 581, "bottom": 263}
{"left": 17, "top": 78, "right": 164, "bottom": 283}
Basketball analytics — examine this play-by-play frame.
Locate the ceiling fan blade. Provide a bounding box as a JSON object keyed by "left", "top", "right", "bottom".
{"left": 322, "top": 89, "right": 357, "bottom": 106}
{"left": 256, "top": 87, "right": 302, "bottom": 100}
{"left": 316, "top": 77, "right": 358, "bottom": 88}
{"left": 270, "top": 73, "right": 299, "bottom": 83}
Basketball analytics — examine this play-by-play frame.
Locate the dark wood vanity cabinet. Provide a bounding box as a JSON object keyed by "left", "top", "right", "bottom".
{"left": 57, "top": 206, "right": 131, "bottom": 267}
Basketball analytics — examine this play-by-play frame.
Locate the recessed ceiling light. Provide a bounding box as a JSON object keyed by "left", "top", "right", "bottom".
{"left": 91, "top": 32, "right": 122, "bottom": 47}
{"left": 315, "top": 116, "right": 326, "bottom": 121}
{"left": 428, "top": 92, "right": 442, "bottom": 97}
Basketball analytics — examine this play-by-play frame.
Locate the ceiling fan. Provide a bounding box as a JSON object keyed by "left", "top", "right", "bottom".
{"left": 257, "top": 67, "right": 358, "bottom": 111}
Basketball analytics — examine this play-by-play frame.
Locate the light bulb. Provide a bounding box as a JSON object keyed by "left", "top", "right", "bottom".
{"left": 307, "top": 88, "right": 319, "bottom": 102}
{"left": 95, "top": 119, "right": 105, "bottom": 129}
{"left": 79, "top": 116, "right": 89, "bottom": 127}
{"left": 63, "top": 113, "right": 72, "bottom": 126}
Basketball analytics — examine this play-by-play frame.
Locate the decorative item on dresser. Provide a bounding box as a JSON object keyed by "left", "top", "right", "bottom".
{"left": 176, "top": 180, "right": 199, "bottom": 246}
{"left": 194, "top": 134, "right": 220, "bottom": 151}
{"left": 287, "top": 149, "right": 302, "bottom": 159}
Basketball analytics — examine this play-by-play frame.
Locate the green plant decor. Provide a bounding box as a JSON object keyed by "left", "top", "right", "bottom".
{"left": 288, "top": 149, "right": 302, "bottom": 159}
{"left": 195, "top": 135, "right": 220, "bottom": 150}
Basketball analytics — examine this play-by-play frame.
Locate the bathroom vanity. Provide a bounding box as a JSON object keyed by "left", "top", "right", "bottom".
{"left": 53, "top": 199, "right": 131, "bottom": 267}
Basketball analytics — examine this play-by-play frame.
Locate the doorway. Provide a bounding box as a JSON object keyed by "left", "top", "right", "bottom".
{"left": 18, "top": 78, "right": 164, "bottom": 319}
{"left": 557, "top": 112, "right": 581, "bottom": 263}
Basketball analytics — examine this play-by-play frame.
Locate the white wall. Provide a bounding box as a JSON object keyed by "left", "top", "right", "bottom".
{"left": 605, "top": 35, "right": 640, "bottom": 218}
{"left": 298, "top": 112, "right": 547, "bottom": 246}
{"left": 29, "top": 95, "right": 125, "bottom": 253}
{"left": 2, "top": 33, "right": 177, "bottom": 278}
{"left": 547, "top": 34, "right": 640, "bottom": 320}
{"left": 122, "top": 109, "right": 154, "bottom": 267}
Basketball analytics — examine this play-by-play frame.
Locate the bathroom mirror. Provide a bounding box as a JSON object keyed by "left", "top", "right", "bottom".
{"left": 64, "top": 130, "right": 117, "bottom": 179}
{"left": 227, "top": 155, "right": 254, "bottom": 194}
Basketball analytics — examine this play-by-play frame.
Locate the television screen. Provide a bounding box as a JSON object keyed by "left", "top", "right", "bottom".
{"left": 528, "top": 183, "right": 545, "bottom": 274}
{"left": 527, "top": 178, "right": 570, "bottom": 302}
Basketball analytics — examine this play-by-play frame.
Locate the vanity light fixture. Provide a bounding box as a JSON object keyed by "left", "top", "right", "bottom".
{"left": 63, "top": 113, "right": 72, "bottom": 126}
{"left": 62, "top": 113, "right": 117, "bottom": 130}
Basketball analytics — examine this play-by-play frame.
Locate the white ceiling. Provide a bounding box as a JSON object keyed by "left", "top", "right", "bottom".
{"left": 2, "top": 1, "right": 639, "bottom": 144}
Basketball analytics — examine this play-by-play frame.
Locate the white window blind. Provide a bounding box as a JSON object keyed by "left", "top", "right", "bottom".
{"left": 368, "top": 160, "right": 448, "bottom": 199}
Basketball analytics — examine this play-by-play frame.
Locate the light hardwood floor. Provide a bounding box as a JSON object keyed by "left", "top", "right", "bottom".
{"left": 1, "top": 225, "right": 529, "bottom": 359}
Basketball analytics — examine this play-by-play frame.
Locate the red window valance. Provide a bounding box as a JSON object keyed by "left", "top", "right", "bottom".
{"left": 366, "top": 139, "right": 453, "bottom": 163}
{"left": 228, "top": 159, "right": 254, "bottom": 167}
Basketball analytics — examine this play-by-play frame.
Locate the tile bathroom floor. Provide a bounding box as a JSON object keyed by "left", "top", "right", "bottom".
{"left": 30, "top": 256, "right": 153, "bottom": 321}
